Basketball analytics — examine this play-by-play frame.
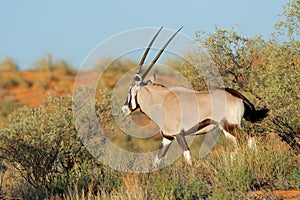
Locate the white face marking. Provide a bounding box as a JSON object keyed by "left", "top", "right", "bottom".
{"left": 130, "top": 86, "right": 137, "bottom": 109}
{"left": 122, "top": 85, "right": 140, "bottom": 115}
{"left": 122, "top": 105, "right": 131, "bottom": 115}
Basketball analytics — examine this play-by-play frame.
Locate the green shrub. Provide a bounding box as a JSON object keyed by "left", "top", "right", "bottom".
{"left": 0, "top": 96, "right": 123, "bottom": 199}
{"left": 95, "top": 57, "right": 137, "bottom": 89}
{"left": 54, "top": 60, "right": 76, "bottom": 75}
{"left": 0, "top": 97, "right": 79, "bottom": 197}
{"left": 287, "top": 167, "right": 300, "bottom": 188}
{"left": 274, "top": 0, "right": 300, "bottom": 49}
{"left": 0, "top": 57, "right": 18, "bottom": 71}
{"left": 33, "top": 54, "right": 75, "bottom": 75}
{"left": 0, "top": 100, "right": 21, "bottom": 122}
{"left": 0, "top": 73, "right": 31, "bottom": 89}
{"left": 191, "top": 25, "right": 300, "bottom": 153}
{"left": 205, "top": 139, "right": 300, "bottom": 198}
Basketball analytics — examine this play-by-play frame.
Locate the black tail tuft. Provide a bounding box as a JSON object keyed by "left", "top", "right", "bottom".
{"left": 244, "top": 106, "right": 269, "bottom": 123}
{"left": 224, "top": 88, "right": 269, "bottom": 123}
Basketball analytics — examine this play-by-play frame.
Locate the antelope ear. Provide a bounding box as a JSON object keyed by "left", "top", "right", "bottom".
{"left": 145, "top": 73, "right": 156, "bottom": 84}
{"left": 133, "top": 74, "right": 142, "bottom": 85}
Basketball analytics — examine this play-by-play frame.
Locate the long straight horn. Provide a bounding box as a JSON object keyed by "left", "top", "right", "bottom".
{"left": 141, "top": 26, "right": 183, "bottom": 80}
{"left": 137, "top": 26, "right": 163, "bottom": 74}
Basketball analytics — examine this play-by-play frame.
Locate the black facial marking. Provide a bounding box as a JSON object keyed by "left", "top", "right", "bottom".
{"left": 124, "top": 87, "right": 132, "bottom": 106}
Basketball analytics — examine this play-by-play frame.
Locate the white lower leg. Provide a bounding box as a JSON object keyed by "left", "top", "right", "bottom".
{"left": 248, "top": 137, "right": 257, "bottom": 150}
{"left": 223, "top": 130, "right": 238, "bottom": 148}
{"left": 154, "top": 156, "right": 161, "bottom": 167}
{"left": 222, "top": 130, "right": 238, "bottom": 160}
{"left": 183, "top": 150, "right": 192, "bottom": 165}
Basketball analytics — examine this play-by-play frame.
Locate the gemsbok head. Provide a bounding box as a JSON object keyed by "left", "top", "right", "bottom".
{"left": 122, "top": 27, "right": 269, "bottom": 166}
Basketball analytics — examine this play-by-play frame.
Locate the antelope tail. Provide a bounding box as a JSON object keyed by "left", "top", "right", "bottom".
{"left": 224, "top": 88, "right": 269, "bottom": 123}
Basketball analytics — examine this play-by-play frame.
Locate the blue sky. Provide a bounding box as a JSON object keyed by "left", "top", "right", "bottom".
{"left": 0, "top": 0, "right": 287, "bottom": 70}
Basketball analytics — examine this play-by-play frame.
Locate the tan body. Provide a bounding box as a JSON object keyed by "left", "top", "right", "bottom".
{"left": 138, "top": 83, "right": 244, "bottom": 137}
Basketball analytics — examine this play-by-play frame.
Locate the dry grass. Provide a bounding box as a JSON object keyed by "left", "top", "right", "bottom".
{"left": 2, "top": 132, "right": 298, "bottom": 200}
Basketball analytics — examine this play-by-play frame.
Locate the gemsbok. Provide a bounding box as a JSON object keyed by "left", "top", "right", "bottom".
{"left": 121, "top": 27, "right": 269, "bottom": 165}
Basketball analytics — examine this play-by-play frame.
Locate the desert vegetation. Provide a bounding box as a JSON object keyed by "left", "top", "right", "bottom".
{"left": 0, "top": 0, "right": 299, "bottom": 199}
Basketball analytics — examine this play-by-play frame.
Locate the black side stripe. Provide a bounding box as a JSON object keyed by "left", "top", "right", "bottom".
{"left": 185, "top": 119, "right": 218, "bottom": 136}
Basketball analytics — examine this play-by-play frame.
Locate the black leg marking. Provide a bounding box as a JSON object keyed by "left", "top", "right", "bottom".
{"left": 157, "top": 137, "right": 174, "bottom": 159}
{"left": 220, "top": 119, "right": 241, "bottom": 147}
{"left": 221, "top": 119, "right": 241, "bottom": 138}
{"left": 162, "top": 132, "right": 175, "bottom": 141}
{"left": 175, "top": 130, "right": 190, "bottom": 151}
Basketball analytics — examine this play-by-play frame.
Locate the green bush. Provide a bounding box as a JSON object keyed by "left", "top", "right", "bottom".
{"left": 0, "top": 96, "right": 122, "bottom": 199}
{"left": 0, "top": 100, "right": 20, "bottom": 121}
{"left": 0, "top": 97, "right": 78, "bottom": 197}
{"left": 54, "top": 60, "right": 76, "bottom": 75}
{"left": 274, "top": 0, "right": 300, "bottom": 50}
{"left": 191, "top": 25, "right": 299, "bottom": 152}
{"left": 95, "top": 57, "right": 137, "bottom": 89}
{"left": 0, "top": 57, "right": 18, "bottom": 71}
{"left": 0, "top": 73, "right": 31, "bottom": 89}
{"left": 33, "top": 54, "right": 75, "bottom": 75}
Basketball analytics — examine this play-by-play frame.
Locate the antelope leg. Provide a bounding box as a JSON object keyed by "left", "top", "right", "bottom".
{"left": 176, "top": 131, "right": 192, "bottom": 165}
{"left": 155, "top": 137, "right": 174, "bottom": 166}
